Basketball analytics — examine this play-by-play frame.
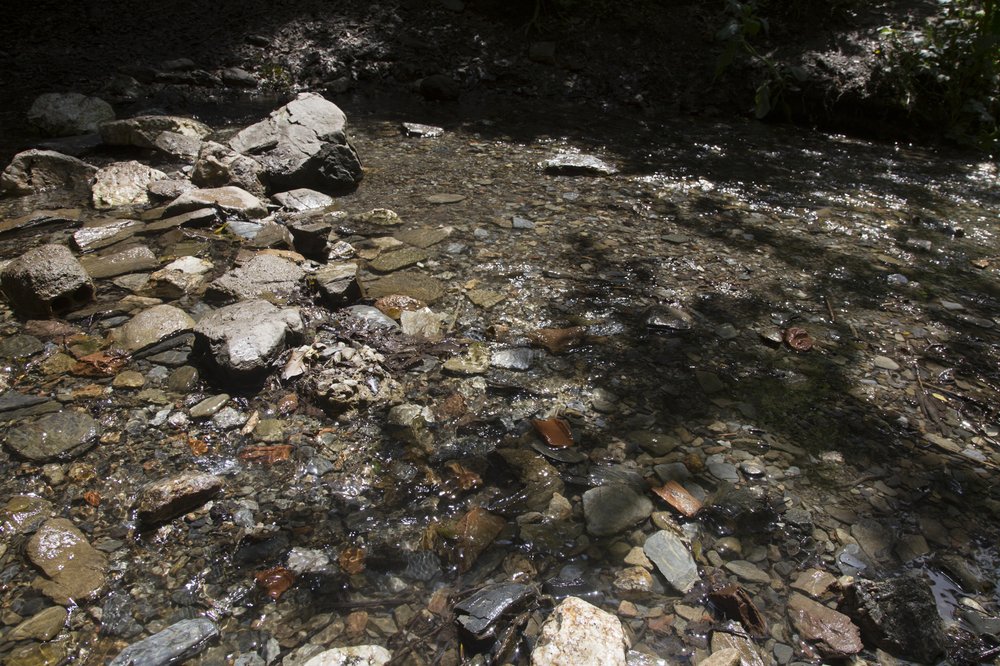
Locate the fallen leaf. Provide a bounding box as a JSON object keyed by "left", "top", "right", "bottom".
{"left": 255, "top": 566, "right": 296, "bottom": 600}
{"left": 72, "top": 351, "right": 130, "bottom": 377}
{"left": 709, "top": 583, "right": 768, "bottom": 638}
{"left": 783, "top": 327, "right": 814, "bottom": 352}
{"left": 239, "top": 445, "right": 293, "bottom": 464}
{"left": 445, "top": 461, "right": 482, "bottom": 491}
{"left": 187, "top": 437, "right": 209, "bottom": 456}
{"left": 83, "top": 491, "right": 101, "bottom": 507}
{"left": 339, "top": 546, "right": 366, "bottom": 575}
{"left": 652, "top": 480, "right": 703, "bottom": 517}
{"left": 375, "top": 294, "right": 427, "bottom": 319}
{"left": 532, "top": 418, "right": 574, "bottom": 448}
{"left": 529, "top": 326, "right": 586, "bottom": 354}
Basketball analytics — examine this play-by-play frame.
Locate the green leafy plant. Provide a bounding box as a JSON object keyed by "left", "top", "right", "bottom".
{"left": 877, "top": 0, "right": 999, "bottom": 149}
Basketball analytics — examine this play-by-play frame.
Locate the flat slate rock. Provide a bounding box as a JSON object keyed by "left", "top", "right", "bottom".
{"left": 364, "top": 272, "right": 445, "bottom": 303}
{"left": 455, "top": 583, "right": 531, "bottom": 635}
{"left": 135, "top": 472, "right": 224, "bottom": 524}
{"left": 644, "top": 529, "right": 699, "bottom": 594}
{"left": 109, "top": 618, "right": 219, "bottom": 666}
{"left": 543, "top": 152, "right": 618, "bottom": 176}
{"left": 582, "top": 484, "right": 653, "bottom": 536}
{"left": 27, "top": 518, "right": 107, "bottom": 604}
{"left": 5, "top": 411, "right": 101, "bottom": 461}
{"left": 81, "top": 245, "right": 159, "bottom": 279}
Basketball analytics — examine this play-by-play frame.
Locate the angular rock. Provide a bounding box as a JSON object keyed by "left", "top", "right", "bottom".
{"left": 697, "top": 648, "right": 741, "bottom": 666}
{"left": 644, "top": 530, "right": 699, "bottom": 594}
{"left": 455, "top": 583, "right": 533, "bottom": 636}
{"left": 191, "top": 140, "right": 265, "bottom": 194}
{"left": 5, "top": 411, "right": 100, "bottom": 461}
{"left": 27, "top": 518, "right": 107, "bottom": 604}
{"left": 314, "top": 261, "right": 361, "bottom": 307}
{"left": 163, "top": 185, "right": 267, "bottom": 219}
{"left": 193, "top": 299, "right": 303, "bottom": 380}
{"left": 28, "top": 92, "right": 115, "bottom": 136}
{"left": 1, "top": 244, "right": 95, "bottom": 317}
{"left": 228, "top": 92, "right": 363, "bottom": 193}
{"left": 135, "top": 471, "right": 224, "bottom": 524}
{"left": 148, "top": 178, "right": 197, "bottom": 202}
{"left": 709, "top": 632, "right": 766, "bottom": 666}
{"left": 787, "top": 592, "right": 863, "bottom": 658}
{"left": 582, "top": 484, "right": 653, "bottom": 537}
{"left": 302, "top": 646, "right": 392, "bottom": 666}
{"left": 206, "top": 254, "right": 304, "bottom": 303}
{"left": 81, "top": 245, "right": 159, "bottom": 279}
{"left": 8, "top": 605, "right": 67, "bottom": 641}
{"left": 154, "top": 131, "right": 203, "bottom": 161}
{"left": 791, "top": 569, "right": 838, "bottom": 598}
{"left": 1, "top": 149, "right": 97, "bottom": 195}
{"left": 369, "top": 246, "right": 428, "bottom": 273}
{"left": 0, "top": 334, "right": 44, "bottom": 358}
{"left": 844, "top": 575, "right": 945, "bottom": 662}
{"left": 273, "top": 188, "right": 335, "bottom": 211}
{"left": 109, "top": 618, "right": 219, "bottom": 666}
{"left": 99, "top": 115, "right": 211, "bottom": 149}
{"left": 401, "top": 122, "right": 444, "bottom": 138}
{"left": 143, "top": 256, "right": 213, "bottom": 298}
{"left": 531, "top": 597, "right": 628, "bottom": 666}
{"left": 400, "top": 307, "right": 442, "bottom": 339}
{"left": 1, "top": 495, "right": 54, "bottom": 535}
{"left": 114, "top": 304, "right": 195, "bottom": 353}
{"left": 364, "top": 271, "right": 445, "bottom": 303}
{"left": 92, "top": 161, "right": 167, "bottom": 209}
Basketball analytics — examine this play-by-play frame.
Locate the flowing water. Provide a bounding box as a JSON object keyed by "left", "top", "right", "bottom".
{"left": 1, "top": 99, "right": 999, "bottom": 664}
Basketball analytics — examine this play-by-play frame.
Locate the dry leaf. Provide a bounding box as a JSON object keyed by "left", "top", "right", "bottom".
{"left": 445, "top": 461, "right": 482, "bottom": 491}
{"left": 783, "top": 327, "right": 814, "bottom": 352}
{"left": 652, "top": 480, "right": 703, "bottom": 517}
{"left": 187, "top": 437, "right": 209, "bottom": 456}
{"left": 83, "top": 491, "right": 101, "bottom": 507}
{"left": 239, "top": 445, "right": 293, "bottom": 464}
{"left": 72, "top": 351, "right": 130, "bottom": 377}
{"left": 529, "top": 326, "right": 586, "bottom": 354}
{"left": 709, "top": 584, "right": 768, "bottom": 638}
{"left": 339, "top": 546, "right": 366, "bottom": 575}
{"left": 375, "top": 294, "right": 427, "bottom": 319}
{"left": 532, "top": 418, "right": 574, "bottom": 448}
{"left": 255, "top": 566, "right": 296, "bottom": 600}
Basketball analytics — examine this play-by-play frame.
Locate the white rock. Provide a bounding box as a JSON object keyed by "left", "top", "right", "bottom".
{"left": 92, "top": 160, "right": 167, "bottom": 209}
{"left": 302, "top": 645, "right": 392, "bottom": 666}
{"left": 531, "top": 597, "right": 628, "bottom": 666}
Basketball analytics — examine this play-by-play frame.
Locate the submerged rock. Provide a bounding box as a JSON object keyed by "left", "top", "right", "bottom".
{"left": 787, "top": 592, "right": 862, "bottom": 658}
{"left": 109, "top": 617, "right": 219, "bottom": 666}
{"left": 844, "top": 574, "right": 946, "bottom": 662}
{"left": 28, "top": 92, "right": 115, "bottom": 136}
{"left": 542, "top": 152, "right": 618, "bottom": 176}
{"left": 27, "top": 518, "right": 107, "bottom": 604}
{"left": 5, "top": 411, "right": 101, "bottom": 461}
{"left": 228, "top": 92, "right": 363, "bottom": 193}
{"left": 644, "top": 529, "right": 699, "bottom": 594}
{"left": 302, "top": 646, "right": 392, "bottom": 666}
{"left": 582, "top": 484, "right": 653, "bottom": 536}
{"left": 193, "top": 299, "right": 303, "bottom": 381}
{"left": 531, "top": 596, "right": 628, "bottom": 666}
{"left": 0, "top": 244, "right": 95, "bottom": 317}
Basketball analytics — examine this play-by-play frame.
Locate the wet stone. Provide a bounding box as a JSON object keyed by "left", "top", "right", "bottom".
{"left": 790, "top": 569, "right": 838, "bottom": 598}
{"left": 466, "top": 288, "right": 505, "bottom": 308}
{"left": 543, "top": 152, "right": 618, "bottom": 176}
{"left": 491, "top": 348, "right": 535, "bottom": 370}
{"left": 724, "top": 560, "right": 771, "bottom": 584}
{"left": 73, "top": 218, "right": 143, "bottom": 252}
{"left": 582, "top": 484, "right": 653, "bottom": 536}
{"left": 455, "top": 582, "right": 532, "bottom": 636}
{"left": 844, "top": 575, "right": 945, "bottom": 663}
{"left": 787, "top": 592, "right": 862, "bottom": 658}
{"left": 193, "top": 299, "right": 303, "bottom": 380}
{"left": 314, "top": 261, "right": 361, "bottom": 307}
{"left": 699, "top": 648, "right": 741, "bottom": 666}
{"left": 8, "top": 605, "right": 67, "bottom": 641}
{"left": 443, "top": 343, "right": 490, "bottom": 375}
{"left": 5, "top": 411, "right": 100, "bottom": 461}
{"left": 364, "top": 271, "right": 445, "bottom": 303}
{"left": 4, "top": 642, "right": 69, "bottom": 666}
{"left": 1, "top": 495, "right": 54, "bottom": 534}
{"left": 393, "top": 226, "right": 452, "bottom": 248}
{"left": 0, "top": 334, "right": 44, "bottom": 359}
{"left": 644, "top": 529, "right": 699, "bottom": 594}
{"left": 710, "top": 633, "right": 766, "bottom": 666}
{"left": 633, "top": 431, "right": 682, "bottom": 456}
{"left": 109, "top": 618, "right": 220, "bottom": 666}
{"left": 873, "top": 355, "right": 900, "bottom": 371}
{"left": 190, "top": 394, "right": 230, "bottom": 418}
{"left": 164, "top": 186, "right": 267, "bottom": 219}
{"left": 113, "top": 370, "right": 146, "bottom": 388}
{"left": 114, "top": 304, "right": 195, "bottom": 353}
{"left": 400, "top": 307, "right": 442, "bottom": 339}
{"left": 401, "top": 122, "right": 443, "bottom": 137}
{"left": 369, "top": 246, "right": 428, "bottom": 272}
{"left": 301, "top": 646, "right": 392, "bottom": 666}
{"left": 1, "top": 244, "right": 95, "bottom": 317}
{"left": 81, "top": 245, "right": 159, "bottom": 279}
{"left": 135, "top": 471, "right": 224, "bottom": 525}
{"left": 207, "top": 254, "right": 305, "bottom": 303}
{"left": 27, "top": 518, "right": 107, "bottom": 604}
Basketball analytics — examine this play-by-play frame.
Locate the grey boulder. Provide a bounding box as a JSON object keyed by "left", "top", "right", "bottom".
{"left": 1, "top": 244, "right": 95, "bottom": 317}
{"left": 193, "top": 299, "right": 303, "bottom": 380}
{"left": 100, "top": 115, "right": 212, "bottom": 149}
{"left": 28, "top": 92, "right": 115, "bottom": 136}
{"left": 191, "top": 140, "right": 265, "bottom": 194}
{"left": 92, "top": 160, "right": 167, "bottom": 209}
{"left": 1, "top": 149, "right": 97, "bottom": 196}
{"left": 228, "top": 92, "right": 362, "bottom": 193}
{"left": 163, "top": 185, "right": 267, "bottom": 219}
{"left": 205, "top": 254, "right": 304, "bottom": 303}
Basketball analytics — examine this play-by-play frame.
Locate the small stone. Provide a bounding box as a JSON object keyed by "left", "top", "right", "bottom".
{"left": 109, "top": 618, "right": 219, "bottom": 666}
{"left": 491, "top": 348, "right": 535, "bottom": 371}
{"left": 302, "top": 645, "right": 392, "bottom": 666}
{"left": 400, "top": 307, "right": 443, "bottom": 339}
{"left": 5, "top": 411, "right": 101, "bottom": 461}
{"left": 369, "top": 246, "right": 428, "bottom": 272}
{"left": 624, "top": 546, "right": 653, "bottom": 569}
{"left": 27, "top": 518, "right": 107, "bottom": 604}
{"left": 443, "top": 343, "right": 490, "bottom": 375}
{"left": 190, "top": 394, "right": 230, "bottom": 418}
{"left": 401, "top": 122, "right": 444, "bottom": 138}
{"left": 113, "top": 371, "right": 146, "bottom": 389}
{"left": 582, "top": 484, "right": 654, "bottom": 537}
{"left": 467, "top": 288, "right": 505, "bottom": 308}
{"left": 115, "top": 304, "right": 195, "bottom": 353}
{"left": 697, "top": 648, "right": 741, "bottom": 666}
{"left": 425, "top": 193, "right": 465, "bottom": 204}
{"left": 790, "top": 569, "right": 838, "bottom": 598}
{"left": 613, "top": 566, "right": 654, "bottom": 593}
{"left": 873, "top": 355, "right": 900, "bottom": 371}
{"left": 8, "top": 606, "right": 67, "bottom": 641}
{"left": 788, "top": 592, "right": 863, "bottom": 658}
{"left": 0, "top": 334, "right": 44, "bottom": 359}
{"left": 724, "top": 560, "right": 771, "bottom": 584}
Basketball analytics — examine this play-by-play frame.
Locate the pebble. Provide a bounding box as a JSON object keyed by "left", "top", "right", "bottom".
{"left": 644, "top": 530, "right": 699, "bottom": 594}
{"left": 190, "top": 394, "right": 230, "bottom": 418}
{"left": 873, "top": 355, "right": 900, "bottom": 371}
{"left": 724, "top": 560, "right": 771, "bottom": 584}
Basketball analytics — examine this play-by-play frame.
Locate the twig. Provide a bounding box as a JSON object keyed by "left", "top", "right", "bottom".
{"left": 825, "top": 295, "right": 836, "bottom": 323}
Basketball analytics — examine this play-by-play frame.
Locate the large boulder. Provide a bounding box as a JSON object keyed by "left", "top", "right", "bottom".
{"left": 193, "top": 299, "right": 303, "bottom": 381}
{"left": 28, "top": 92, "right": 115, "bottom": 136}
{"left": 100, "top": 115, "right": 211, "bottom": 149}
{"left": 191, "top": 141, "right": 265, "bottom": 194}
{"left": 205, "top": 254, "right": 304, "bottom": 303}
{"left": 1, "top": 244, "right": 95, "bottom": 317}
{"left": 163, "top": 186, "right": 267, "bottom": 219}
{"left": 843, "top": 574, "right": 946, "bottom": 663}
{"left": 228, "top": 92, "right": 363, "bottom": 193}
{"left": 1, "top": 149, "right": 97, "bottom": 196}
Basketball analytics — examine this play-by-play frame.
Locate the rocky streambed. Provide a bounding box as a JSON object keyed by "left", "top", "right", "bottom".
{"left": 0, "top": 89, "right": 999, "bottom": 666}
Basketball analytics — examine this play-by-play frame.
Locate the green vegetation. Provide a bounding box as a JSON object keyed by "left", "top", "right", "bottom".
{"left": 877, "top": 0, "right": 999, "bottom": 151}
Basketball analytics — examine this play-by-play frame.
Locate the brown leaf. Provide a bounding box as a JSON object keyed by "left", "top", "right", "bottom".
{"left": 72, "top": 351, "right": 130, "bottom": 377}
{"left": 445, "top": 461, "right": 482, "bottom": 491}
{"left": 187, "top": 437, "right": 209, "bottom": 456}
{"left": 709, "top": 584, "right": 768, "bottom": 638}
{"left": 434, "top": 393, "right": 467, "bottom": 422}
{"left": 529, "top": 326, "right": 586, "bottom": 354}
{"left": 345, "top": 610, "right": 368, "bottom": 636}
{"left": 375, "top": 294, "right": 427, "bottom": 319}
{"left": 783, "top": 327, "right": 814, "bottom": 352}
{"left": 532, "top": 418, "right": 574, "bottom": 448}
{"left": 238, "top": 445, "right": 293, "bottom": 464}
{"left": 255, "top": 566, "right": 296, "bottom": 600}
{"left": 652, "top": 480, "right": 703, "bottom": 518}
{"left": 339, "top": 546, "right": 366, "bottom": 575}
{"left": 971, "top": 258, "right": 991, "bottom": 269}
{"left": 82, "top": 491, "right": 101, "bottom": 507}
